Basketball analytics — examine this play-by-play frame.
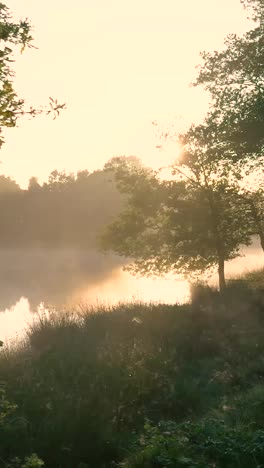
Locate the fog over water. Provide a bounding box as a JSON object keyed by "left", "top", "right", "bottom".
{"left": 0, "top": 237, "right": 263, "bottom": 342}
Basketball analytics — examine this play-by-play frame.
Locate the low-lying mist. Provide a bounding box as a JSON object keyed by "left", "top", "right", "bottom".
{"left": 0, "top": 236, "right": 262, "bottom": 312}
{"left": 0, "top": 247, "right": 123, "bottom": 310}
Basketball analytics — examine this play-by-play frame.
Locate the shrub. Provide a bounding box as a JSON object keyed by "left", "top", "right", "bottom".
{"left": 0, "top": 285, "right": 264, "bottom": 466}
{"left": 119, "top": 419, "right": 264, "bottom": 467}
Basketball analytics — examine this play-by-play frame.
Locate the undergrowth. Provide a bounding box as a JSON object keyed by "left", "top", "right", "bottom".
{"left": 0, "top": 278, "right": 263, "bottom": 466}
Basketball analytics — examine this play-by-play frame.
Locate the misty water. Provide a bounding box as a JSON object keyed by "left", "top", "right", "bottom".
{"left": 0, "top": 237, "right": 263, "bottom": 343}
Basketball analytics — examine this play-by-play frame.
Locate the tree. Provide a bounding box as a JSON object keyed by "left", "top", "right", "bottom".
{"left": 194, "top": 0, "right": 264, "bottom": 155}
{"left": 28, "top": 177, "right": 41, "bottom": 192}
{"left": 234, "top": 178, "right": 264, "bottom": 252}
{"left": 0, "top": 174, "right": 20, "bottom": 192}
{"left": 241, "top": 0, "right": 264, "bottom": 21}
{"left": 100, "top": 152, "right": 251, "bottom": 292}
{"left": 43, "top": 170, "right": 75, "bottom": 192}
{"left": 0, "top": 3, "right": 66, "bottom": 148}
{"left": 243, "top": 189, "right": 264, "bottom": 251}
{"left": 177, "top": 123, "right": 255, "bottom": 290}
{"left": 192, "top": 0, "right": 264, "bottom": 258}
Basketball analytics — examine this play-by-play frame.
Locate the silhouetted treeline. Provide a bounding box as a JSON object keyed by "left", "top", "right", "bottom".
{"left": 0, "top": 170, "right": 123, "bottom": 247}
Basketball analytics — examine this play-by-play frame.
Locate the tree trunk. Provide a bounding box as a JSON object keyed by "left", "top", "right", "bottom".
{"left": 248, "top": 199, "right": 264, "bottom": 252}
{"left": 218, "top": 256, "right": 226, "bottom": 292}
{"left": 256, "top": 223, "right": 264, "bottom": 253}
{"left": 258, "top": 229, "right": 264, "bottom": 253}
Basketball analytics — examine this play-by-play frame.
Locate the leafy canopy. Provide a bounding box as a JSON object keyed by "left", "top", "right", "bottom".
{"left": 0, "top": 3, "right": 66, "bottom": 147}
{"left": 194, "top": 0, "right": 264, "bottom": 154}
{"left": 100, "top": 153, "right": 251, "bottom": 287}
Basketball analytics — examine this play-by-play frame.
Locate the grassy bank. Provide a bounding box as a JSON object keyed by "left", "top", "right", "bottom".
{"left": 0, "top": 274, "right": 264, "bottom": 467}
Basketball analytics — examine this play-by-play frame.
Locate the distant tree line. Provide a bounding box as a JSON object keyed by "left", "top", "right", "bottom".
{"left": 0, "top": 169, "right": 122, "bottom": 247}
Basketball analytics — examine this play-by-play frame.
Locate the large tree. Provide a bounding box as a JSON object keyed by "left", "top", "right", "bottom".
{"left": 101, "top": 0, "right": 264, "bottom": 292}
{"left": 242, "top": 189, "right": 264, "bottom": 250}
{"left": 192, "top": 0, "right": 264, "bottom": 256}
{"left": 176, "top": 123, "right": 254, "bottom": 290}
{"left": 100, "top": 152, "right": 251, "bottom": 291}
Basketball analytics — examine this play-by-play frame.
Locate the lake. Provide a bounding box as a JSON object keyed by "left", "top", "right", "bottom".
{"left": 0, "top": 237, "right": 263, "bottom": 343}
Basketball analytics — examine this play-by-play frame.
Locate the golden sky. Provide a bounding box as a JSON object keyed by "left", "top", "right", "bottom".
{"left": 3, "top": 0, "right": 251, "bottom": 187}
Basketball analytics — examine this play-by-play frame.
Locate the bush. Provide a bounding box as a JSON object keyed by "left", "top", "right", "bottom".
{"left": 119, "top": 419, "right": 264, "bottom": 467}
{"left": 0, "top": 385, "right": 44, "bottom": 467}
{"left": 7, "top": 454, "right": 44, "bottom": 468}
{"left": 0, "top": 284, "right": 264, "bottom": 466}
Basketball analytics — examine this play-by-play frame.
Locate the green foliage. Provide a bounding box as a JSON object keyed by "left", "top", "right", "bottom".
{"left": 0, "top": 385, "right": 43, "bottom": 467}
{"left": 184, "top": 0, "right": 264, "bottom": 275}
{"left": 0, "top": 3, "right": 33, "bottom": 145}
{"left": 245, "top": 190, "right": 264, "bottom": 248}
{"left": 238, "top": 267, "right": 264, "bottom": 289}
{"left": 21, "top": 455, "right": 44, "bottom": 468}
{"left": 0, "top": 385, "right": 17, "bottom": 425}
{"left": 0, "top": 3, "right": 65, "bottom": 148}
{"left": 0, "top": 282, "right": 264, "bottom": 466}
{"left": 194, "top": 0, "right": 264, "bottom": 155}
{"left": 241, "top": 0, "right": 264, "bottom": 21}
{"left": 120, "top": 419, "right": 264, "bottom": 467}
{"left": 104, "top": 0, "right": 264, "bottom": 292}
{"left": 7, "top": 454, "right": 45, "bottom": 468}
{"left": 100, "top": 155, "right": 252, "bottom": 290}
{"left": 6, "top": 455, "right": 44, "bottom": 468}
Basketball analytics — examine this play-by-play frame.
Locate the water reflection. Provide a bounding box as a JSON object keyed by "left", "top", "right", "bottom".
{"left": 0, "top": 238, "right": 263, "bottom": 342}
{"left": 0, "top": 247, "right": 122, "bottom": 310}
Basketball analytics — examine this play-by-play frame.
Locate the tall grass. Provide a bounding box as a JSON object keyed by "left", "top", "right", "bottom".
{"left": 0, "top": 279, "right": 264, "bottom": 466}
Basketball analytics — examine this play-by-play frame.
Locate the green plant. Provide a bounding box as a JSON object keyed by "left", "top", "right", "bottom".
{"left": 120, "top": 419, "right": 264, "bottom": 467}
{"left": 21, "top": 454, "right": 44, "bottom": 468}
{"left": 0, "top": 285, "right": 264, "bottom": 467}
{"left": 7, "top": 454, "right": 44, "bottom": 468}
